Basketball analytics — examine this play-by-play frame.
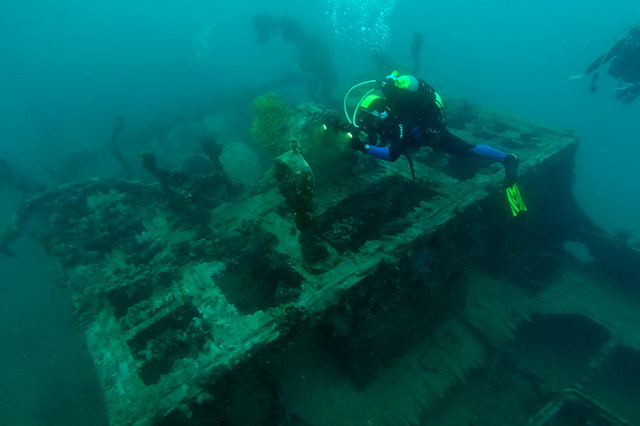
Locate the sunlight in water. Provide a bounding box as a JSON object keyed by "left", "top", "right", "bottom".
{"left": 326, "top": 0, "right": 396, "bottom": 54}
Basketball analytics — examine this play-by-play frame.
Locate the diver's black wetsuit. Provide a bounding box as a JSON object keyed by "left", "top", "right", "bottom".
{"left": 360, "top": 77, "right": 507, "bottom": 163}
{"left": 362, "top": 118, "right": 478, "bottom": 162}
{"left": 583, "top": 26, "right": 640, "bottom": 102}
{"left": 585, "top": 30, "right": 640, "bottom": 82}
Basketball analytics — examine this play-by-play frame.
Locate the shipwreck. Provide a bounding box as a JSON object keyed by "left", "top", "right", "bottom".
{"left": 2, "top": 93, "right": 640, "bottom": 426}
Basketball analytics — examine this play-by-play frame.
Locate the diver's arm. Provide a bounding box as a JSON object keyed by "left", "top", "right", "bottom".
{"left": 357, "top": 124, "right": 403, "bottom": 162}
{"left": 365, "top": 145, "right": 393, "bottom": 161}
{"left": 359, "top": 137, "right": 402, "bottom": 162}
{"left": 584, "top": 54, "right": 605, "bottom": 75}
{"left": 366, "top": 132, "right": 403, "bottom": 162}
{"left": 584, "top": 40, "right": 624, "bottom": 74}
{"left": 571, "top": 50, "right": 616, "bottom": 81}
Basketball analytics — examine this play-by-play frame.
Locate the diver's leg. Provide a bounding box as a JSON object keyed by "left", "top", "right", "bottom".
{"left": 440, "top": 130, "right": 519, "bottom": 186}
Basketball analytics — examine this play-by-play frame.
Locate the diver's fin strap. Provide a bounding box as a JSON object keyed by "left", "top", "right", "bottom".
{"left": 506, "top": 183, "right": 527, "bottom": 216}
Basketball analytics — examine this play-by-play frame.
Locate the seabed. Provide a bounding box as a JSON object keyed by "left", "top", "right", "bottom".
{"left": 5, "top": 97, "right": 640, "bottom": 425}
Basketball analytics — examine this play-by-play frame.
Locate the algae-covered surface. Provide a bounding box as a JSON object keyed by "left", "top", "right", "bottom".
{"left": 3, "top": 91, "right": 640, "bottom": 426}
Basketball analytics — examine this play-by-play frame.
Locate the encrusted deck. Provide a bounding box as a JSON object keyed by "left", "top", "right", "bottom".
{"left": 9, "top": 98, "right": 640, "bottom": 425}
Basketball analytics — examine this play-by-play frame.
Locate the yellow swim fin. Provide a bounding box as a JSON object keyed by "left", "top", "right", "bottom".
{"left": 506, "top": 183, "right": 527, "bottom": 216}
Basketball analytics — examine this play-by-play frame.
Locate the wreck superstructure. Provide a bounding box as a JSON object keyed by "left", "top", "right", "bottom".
{"left": 4, "top": 97, "right": 640, "bottom": 425}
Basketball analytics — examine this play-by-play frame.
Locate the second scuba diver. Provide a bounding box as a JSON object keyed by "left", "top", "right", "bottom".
{"left": 341, "top": 71, "right": 526, "bottom": 216}
{"left": 569, "top": 22, "right": 640, "bottom": 104}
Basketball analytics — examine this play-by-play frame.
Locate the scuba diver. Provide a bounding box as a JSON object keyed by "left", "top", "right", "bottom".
{"left": 569, "top": 22, "right": 640, "bottom": 104}
{"left": 339, "top": 71, "right": 526, "bottom": 216}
